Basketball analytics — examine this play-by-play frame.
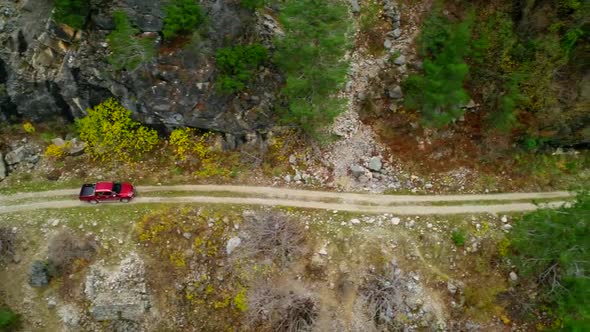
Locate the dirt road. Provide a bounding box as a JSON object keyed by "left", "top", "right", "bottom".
{"left": 0, "top": 185, "right": 572, "bottom": 215}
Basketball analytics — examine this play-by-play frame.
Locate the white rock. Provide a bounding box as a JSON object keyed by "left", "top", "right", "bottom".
{"left": 501, "top": 215, "right": 508, "bottom": 223}
{"left": 350, "top": 218, "right": 361, "bottom": 225}
{"left": 391, "top": 217, "right": 401, "bottom": 225}
{"left": 509, "top": 271, "right": 518, "bottom": 281}
{"left": 226, "top": 237, "right": 242, "bottom": 255}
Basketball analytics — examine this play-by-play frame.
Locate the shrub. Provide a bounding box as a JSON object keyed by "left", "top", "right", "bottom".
{"left": 240, "top": 0, "right": 267, "bottom": 10}
{"left": 44, "top": 142, "right": 70, "bottom": 160}
{"left": 239, "top": 211, "right": 306, "bottom": 266}
{"left": 53, "top": 0, "right": 90, "bottom": 29}
{"left": 509, "top": 191, "right": 590, "bottom": 329}
{"left": 47, "top": 231, "right": 98, "bottom": 275}
{"left": 403, "top": 4, "right": 473, "bottom": 127}
{"left": 0, "top": 307, "right": 20, "bottom": 330}
{"left": 107, "top": 10, "right": 156, "bottom": 71}
{"left": 274, "top": 0, "right": 351, "bottom": 137}
{"left": 162, "top": 0, "right": 205, "bottom": 40}
{"left": 246, "top": 281, "right": 317, "bottom": 331}
{"left": 451, "top": 230, "right": 466, "bottom": 246}
{"left": 76, "top": 98, "right": 159, "bottom": 163}
{"left": 215, "top": 44, "right": 268, "bottom": 94}
{"left": 22, "top": 122, "right": 35, "bottom": 134}
{"left": 169, "top": 128, "right": 208, "bottom": 161}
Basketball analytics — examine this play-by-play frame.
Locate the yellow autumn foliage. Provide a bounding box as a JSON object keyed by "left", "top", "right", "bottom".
{"left": 76, "top": 98, "right": 159, "bottom": 163}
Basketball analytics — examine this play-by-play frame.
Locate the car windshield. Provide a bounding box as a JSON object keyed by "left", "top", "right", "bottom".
{"left": 112, "top": 183, "right": 122, "bottom": 194}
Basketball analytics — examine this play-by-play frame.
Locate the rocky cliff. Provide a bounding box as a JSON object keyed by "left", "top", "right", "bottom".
{"left": 0, "top": 0, "right": 282, "bottom": 144}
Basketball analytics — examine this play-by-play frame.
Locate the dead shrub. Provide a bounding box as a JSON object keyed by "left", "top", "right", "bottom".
{"left": 360, "top": 265, "right": 406, "bottom": 329}
{"left": 0, "top": 227, "right": 16, "bottom": 264}
{"left": 239, "top": 211, "right": 306, "bottom": 266}
{"left": 47, "top": 230, "right": 98, "bottom": 275}
{"left": 246, "top": 280, "right": 318, "bottom": 332}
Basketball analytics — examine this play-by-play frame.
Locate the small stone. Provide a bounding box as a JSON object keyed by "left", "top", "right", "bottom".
{"left": 318, "top": 246, "right": 328, "bottom": 256}
{"left": 368, "top": 157, "right": 382, "bottom": 172}
{"left": 284, "top": 174, "right": 291, "bottom": 183}
{"left": 47, "top": 297, "right": 57, "bottom": 309}
{"left": 509, "top": 271, "right": 518, "bottom": 281}
{"left": 393, "top": 54, "right": 406, "bottom": 66}
{"left": 392, "top": 28, "right": 401, "bottom": 39}
{"left": 388, "top": 85, "right": 403, "bottom": 99}
{"left": 350, "top": 164, "right": 366, "bottom": 178}
{"left": 501, "top": 215, "right": 508, "bottom": 223}
{"left": 424, "top": 183, "right": 433, "bottom": 189}
{"left": 391, "top": 217, "right": 401, "bottom": 225}
{"left": 426, "top": 223, "right": 432, "bottom": 228}
{"left": 182, "top": 232, "right": 192, "bottom": 239}
{"left": 447, "top": 282, "right": 457, "bottom": 295}
{"left": 289, "top": 154, "right": 296, "bottom": 164}
{"left": 502, "top": 224, "right": 513, "bottom": 231}
{"left": 226, "top": 237, "right": 242, "bottom": 255}
{"left": 384, "top": 39, "right": 393, "bottom": 49}
{"left": 350, "top": 218, "right": 361, "bottom": 225}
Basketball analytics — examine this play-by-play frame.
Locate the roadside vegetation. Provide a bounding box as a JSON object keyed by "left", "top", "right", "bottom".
{"left": 76, "top": 98, "right": 159, "bottom": 163}
{"left": 508, "top": 191, "right": 590, "bottom": 329}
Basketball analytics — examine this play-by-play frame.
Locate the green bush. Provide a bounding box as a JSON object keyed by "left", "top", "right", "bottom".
{"left": 509, "top": 191, "right": 590, "bottom": 329}
{"left": 274, "top": 0, "right": 351, "bottom": 137}
{"left": 240, "top": 0, "right": 267, "bottom": 10}
{"left": 162, "top": 0, "right": 205, "bottom": 39}
{"left": 451, "top": 230, "right": 466, "bottom": 246}
{"left": 53, "top": 0, "right": 90, "bottom": 29}
{"left": 403, "top": 5, "right": 473, "bottom": 127}
{"left": 76, "top": 98, "right": 159, "bottom": 163}
{"left": 0, "top": 307, "right": 20, "bottom": 330}
{"left": 215, "top": 44, "right": 268, "bottom": 94}
{"left": 107, "top": 11, "right": 156, "bottom": 71}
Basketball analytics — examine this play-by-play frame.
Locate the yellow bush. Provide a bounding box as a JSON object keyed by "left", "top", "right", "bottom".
{"left": 76, "top": 98, "right": 159, "bottom": 163}
{"left": 169, "top": 128, "right": 211, "bottom": 161}
{"left": 22, "top": 122, "right": 35, "bottom": 134}
{"left": 44, "top": 142, "right": 71, "bottom": 160}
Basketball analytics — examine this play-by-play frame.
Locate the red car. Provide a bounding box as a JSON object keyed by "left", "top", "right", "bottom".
{"left": 79, "top": 182, "right": 135, "bottom": 204}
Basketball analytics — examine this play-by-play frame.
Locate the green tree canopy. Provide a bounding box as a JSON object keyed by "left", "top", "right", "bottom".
{"left": 162, "top": 0, "right": 205, "bottom": 39}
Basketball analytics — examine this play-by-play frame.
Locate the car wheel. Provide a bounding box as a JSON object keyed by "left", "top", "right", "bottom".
{"left": 90, "top": 200, "right": 98, "bottom": 204}
{"left": 120, "top": 198, "right": 130, "bottom": 203}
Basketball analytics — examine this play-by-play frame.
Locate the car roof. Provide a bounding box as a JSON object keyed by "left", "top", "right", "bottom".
{"left": 95, "top": 182, "right": 114, "bottom": 191}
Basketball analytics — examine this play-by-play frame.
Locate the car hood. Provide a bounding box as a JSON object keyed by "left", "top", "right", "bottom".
{"left": 120, "top": 183, "right": 134, "bottom": 197}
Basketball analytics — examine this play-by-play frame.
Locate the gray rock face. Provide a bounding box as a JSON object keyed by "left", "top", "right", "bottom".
{"left": 29, "top": 260, "right": 50, "bottom": 287}
{"left": 0, "top": 152, "right": 6, "bottom": 180}
{"left": 0, "top": 0, "right": 281, "bottom": 142}
{"left": 368, "top": 156, "right": 382, "bottom": 172}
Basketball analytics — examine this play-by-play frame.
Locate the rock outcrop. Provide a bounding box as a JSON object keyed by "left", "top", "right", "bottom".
{"left": 0, "top": 0, "right": 283, "bottom": 145}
